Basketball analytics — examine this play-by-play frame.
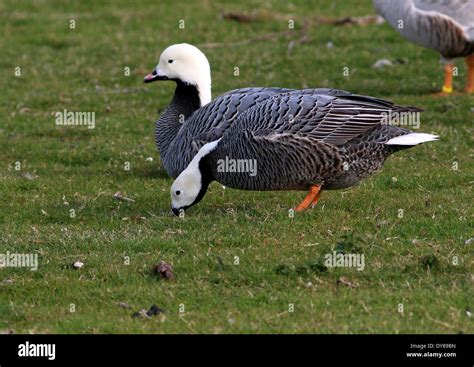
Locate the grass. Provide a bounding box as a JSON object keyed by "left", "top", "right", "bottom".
{"left": 0, "top": 0, "right": 473, "bottom": 333}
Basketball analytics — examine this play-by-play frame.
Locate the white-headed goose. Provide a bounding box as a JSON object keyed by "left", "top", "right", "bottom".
{"left": 144, "top": 43, "right": 360, "bottom": 178}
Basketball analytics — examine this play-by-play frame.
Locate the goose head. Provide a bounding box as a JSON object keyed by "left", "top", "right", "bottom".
{"left": 170, "top": 139, "right": 220, "bottom": 215}
{"left": 144, "top": 43, "right": 212, "bottom": 106}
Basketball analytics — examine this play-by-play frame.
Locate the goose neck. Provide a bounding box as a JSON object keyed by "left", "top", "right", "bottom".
{"left": 155, "top": 82, "right": 200, "bottom": 162}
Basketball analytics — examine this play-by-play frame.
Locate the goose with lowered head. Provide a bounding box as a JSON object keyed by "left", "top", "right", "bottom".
{"left": 170, "top": 92, "right": 438, "bottom": 215}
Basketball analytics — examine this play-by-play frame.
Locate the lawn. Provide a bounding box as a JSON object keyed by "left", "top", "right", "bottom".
{"left": 0, "top": 0, "right": 472, "bottom": 333}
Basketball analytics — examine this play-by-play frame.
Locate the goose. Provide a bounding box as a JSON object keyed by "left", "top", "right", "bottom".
{"left": 170, "top": 92, "right": 438, "bottom": 214}
{"left": 373, "top": 0, "right": 474, "bottom": 94}
{"left": 144, "top": 43, "right": 357, "bottom": 178}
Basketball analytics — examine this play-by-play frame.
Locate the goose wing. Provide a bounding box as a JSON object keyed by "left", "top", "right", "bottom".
{"left": 187, "top": 88, "right": 354, "bottom": 149}
{"left": 226, "top": 92, "right": 420, "bottom": 146}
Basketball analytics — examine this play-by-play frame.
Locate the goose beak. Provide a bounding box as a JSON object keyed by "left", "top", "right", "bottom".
{"left": 144, "top": 68, "right": 168, "bottom": 83}
{"left": 171, "top": 207, "right": 181, "bottom": 216}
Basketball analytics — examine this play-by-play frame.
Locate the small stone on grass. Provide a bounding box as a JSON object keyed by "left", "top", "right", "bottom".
{"left": 72, "top": 261, "right": 84, "bottom": 269}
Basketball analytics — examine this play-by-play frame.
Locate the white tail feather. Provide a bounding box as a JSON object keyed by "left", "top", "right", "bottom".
{"left": 385, "top": 133, "right": 439, "bottom": 146}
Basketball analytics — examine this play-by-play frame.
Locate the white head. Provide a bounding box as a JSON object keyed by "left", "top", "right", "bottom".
{"left": 144, "top": 43, "right": 212, "bottom": 106}
{"left": 170, "top": 139, "right": 221, "bottom": 215}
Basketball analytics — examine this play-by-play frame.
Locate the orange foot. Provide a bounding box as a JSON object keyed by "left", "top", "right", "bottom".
{"left": 430, "top": 63, "right": 455, "bottom": 96}
{"left": 295, "top": 185, "right": 322, "bottom": 212}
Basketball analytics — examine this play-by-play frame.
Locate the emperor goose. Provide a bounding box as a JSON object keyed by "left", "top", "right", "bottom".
{"left": 144, "top": 43, "right": 359, "bottom": 178}
{"left": 170, "top": 93, "right": 438, "bottom": 214}
{"left": 373, "top": 0, "right": 474, "bottom": 93}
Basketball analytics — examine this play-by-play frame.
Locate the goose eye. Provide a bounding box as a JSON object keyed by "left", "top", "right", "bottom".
{"left": 175, "top": 190, "right": 181, "bottom": 196}
{"left": 168, "top": 59, "right": 174, "bottom": 64}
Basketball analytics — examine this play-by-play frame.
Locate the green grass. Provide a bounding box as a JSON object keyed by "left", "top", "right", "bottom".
{"left": 0, "top": 0, "right": 473, "bottom": 333}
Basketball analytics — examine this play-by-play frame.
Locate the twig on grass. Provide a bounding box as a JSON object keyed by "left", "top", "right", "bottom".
{"left": 113, "top": 191, "right": 135, "bottom": 202}
{"left": 221, "top": 10, "right": 384, "bottom": 26}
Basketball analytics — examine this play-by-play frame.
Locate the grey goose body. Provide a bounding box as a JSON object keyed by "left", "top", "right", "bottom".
{"left": 374, "top": 0, "right": 474, "bottom": 59}
{"left": 373, "top": 0, "right": 474, "bottom": 93}
{"left": 156, "top": 85, "right": 360, "bottom": 178}
{"left": 170, "top": 93, "right": 438, "bottom": 213}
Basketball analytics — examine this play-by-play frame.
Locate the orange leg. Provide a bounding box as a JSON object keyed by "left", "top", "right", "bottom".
{"left": 310, "top": 191, "right": 322, "bottom": 208}
{"left": 295, "top": 185, "right": 321, "bottom": 212}
{"left": 441, "top": 63, "right": 454, "bottom": 94}
{"left": 465, "top": 54, "right": 474, "bottom": 93}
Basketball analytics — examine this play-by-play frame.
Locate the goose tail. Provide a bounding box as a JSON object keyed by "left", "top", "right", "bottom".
{"left": 385, "top": 132, "right": 439, "bottom": 146}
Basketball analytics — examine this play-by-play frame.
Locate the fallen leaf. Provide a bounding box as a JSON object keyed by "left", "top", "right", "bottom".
{"left": 132, "top": 304, "right": 164, "bottom": 318}
{"left": 153, "top": 261, "right": 173, "bottom": 280}
{"left": 146, "top": 304, "right": 163, "bottom": 316}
